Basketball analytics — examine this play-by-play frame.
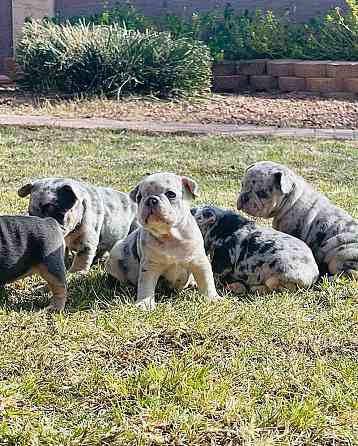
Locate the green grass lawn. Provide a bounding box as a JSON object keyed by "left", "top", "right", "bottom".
{"left": 0, "top": 127, "right": 357, "bottom": 445}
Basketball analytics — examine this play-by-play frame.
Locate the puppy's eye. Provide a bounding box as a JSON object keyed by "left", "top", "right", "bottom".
{"left": 165, "top": 191, "right": 176, "bottom": 200}
{"left": 136, "top": 193, "right": 142, "bottom": 203}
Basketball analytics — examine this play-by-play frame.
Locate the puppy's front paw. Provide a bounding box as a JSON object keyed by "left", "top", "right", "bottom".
{"left": 135, "top": 297, "right": 156, "bottom": 311}
{"left": 207, "top": 293, "right": 223, "bottom": 301}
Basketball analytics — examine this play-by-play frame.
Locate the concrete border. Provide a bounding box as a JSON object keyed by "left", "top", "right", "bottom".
{"left": 0, "top": 114, "right": 357, "bottom": 139}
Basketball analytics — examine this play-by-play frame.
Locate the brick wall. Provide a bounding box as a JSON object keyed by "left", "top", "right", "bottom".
{"left": 213, "top": 60, "right": 358, "bottom": 97}
{"left": 0, "top": 0, "right": 13, "bottom": 70}
{"left": 55, "top": 0, "right": 347, "bottom": 22}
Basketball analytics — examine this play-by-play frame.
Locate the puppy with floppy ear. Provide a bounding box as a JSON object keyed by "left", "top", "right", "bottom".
{"left": 18, "top": 178, "right": 137, "bottom": 274}
{"left": 238, "top": 161, "right": 358, "bottom": 278}
{"left": 106, "top": 172, "right": 219, "bottom": 310}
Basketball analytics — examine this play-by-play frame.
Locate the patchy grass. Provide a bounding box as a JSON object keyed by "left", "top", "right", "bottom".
{"left": 0, "top": 127, "right": 357, "bottom": 445}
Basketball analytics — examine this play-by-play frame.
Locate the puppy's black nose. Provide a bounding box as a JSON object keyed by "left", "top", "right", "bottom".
{"left": 147, "top": 196, "right": 159, "bottom": 207}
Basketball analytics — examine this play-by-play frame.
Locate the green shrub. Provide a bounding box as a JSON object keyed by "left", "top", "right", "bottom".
{"left": 47, "top": 2, "right": 358, "bottom": 63}
{"left": 305, "top": 0, "right": 358, "bottom": 60}
{"left": 16, "top": 20, "right": 212, "bottom": 97}
{"left": 159, "top": 5, "right": 254, "bottom": 61}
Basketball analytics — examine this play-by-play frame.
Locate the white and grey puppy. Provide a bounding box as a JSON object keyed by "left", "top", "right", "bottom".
{"left": 106, "top": 172, "right": 219, "bottom": 309}
{"left": 18, "top": 178, "right": 137, "bottom": 274}
{"left": 192, "top": 205, "right": 319, "bottom": 294}
{"left": 237, "top": 161, "right": 358, "bottom": 278}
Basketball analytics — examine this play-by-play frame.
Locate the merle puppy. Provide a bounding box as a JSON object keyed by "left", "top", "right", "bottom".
{"left": 0, "top": 216, "right": 67, "bottom": 310}
{"left": 191, "top": 205, "right": 319, "bottom": 294}
{"left": 238, "top": 161, "right": 358, "bottom": 278}
{"left": 18, "top": 178, "right": 137, "bottom": 274}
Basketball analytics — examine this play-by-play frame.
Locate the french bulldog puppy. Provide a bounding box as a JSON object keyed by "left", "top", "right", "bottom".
{"left": 18, "top": 178, "right": 137, "bottom": 274}
{"left": 238, "top": 161, "right": 358, "bottom": 278}
{"left": 0, "top": 215, "right": 67, "bottom": 310}
{"left": 192, "top": 205, "right": 319, "bottom": 294}
{"left": 106, "top": 172, "right": 219, "bottom": 309}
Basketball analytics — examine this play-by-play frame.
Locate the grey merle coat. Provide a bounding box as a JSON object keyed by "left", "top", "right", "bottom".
{"left": 191, "top": 206, "right": 319, "bottom": 294}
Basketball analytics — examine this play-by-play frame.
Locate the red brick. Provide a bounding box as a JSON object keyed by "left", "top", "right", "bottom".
{"left": 212, "top": 75, "right": 248, "bottom": 92}
{"left": 212, "top": 62, "right": 237, "bottom": 76}
{"left": 305, "top": 77, "right": 342, "bottom": 93}
{"left": 250, "top": 75, "right": 278, "bottom": 91}
{"left": 237, "top": 59, "right": 267, "bottom": 75}
{"left": 344, "top": 78, "right": 358, "bottom": 93}
{"left": 294, "top": 61, "right": 330, "bottom": 78}
{"left": 267, "top": 59, "right": 300, "bottom": 76}
{"left": 278, "top": 76, "right": 306, "bottom": 92}
{"left": 326, "top": 61, "right": 358, "bottom": 79}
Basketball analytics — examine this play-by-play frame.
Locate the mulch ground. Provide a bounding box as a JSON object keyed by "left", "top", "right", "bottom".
{"left": 0, "top": 90, "right": 358, "bottom": 129}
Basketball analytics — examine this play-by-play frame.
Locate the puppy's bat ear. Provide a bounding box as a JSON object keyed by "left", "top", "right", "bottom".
{"left": 18, "top": 182, "right": 33, "bottom": 197}
{"left": 182, "top": 176, "right": 199, "bottom": 200}
{"left": 129, "top": 184, "right": 140, "bottom": 203}
{"left": 274, "top": 171, "right": 293, "bottom": 195}
{"left": 245, "top": 162, "right": 257, "bottom": 172}
{"left": 57, "top": 184, "right": 78, "bottom": 211}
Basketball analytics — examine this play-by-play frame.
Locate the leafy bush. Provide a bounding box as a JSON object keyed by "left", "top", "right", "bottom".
{"left": 158, "top": 6, "right": 254, "bottom": 61}
{"left": 16, "top": 20, "right": 212, "bottom": 97}
{"left": 305, "top": 0, "right": 358, "bottom": 60}
{"left": 50, "top": 1, "right": 358, "bottom": 62}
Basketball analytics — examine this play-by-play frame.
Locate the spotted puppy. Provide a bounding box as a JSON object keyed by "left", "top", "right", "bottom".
{"left": 238, "top": 161, "right": 358, "bottom": 278}
{"left": 0, "top": 215, "right": 67, "bottom": 310}
{"left": 106, "top": 172, "right": 219, "bottom": 309}
{"left": 191, "top": 205, "right": 319, "bottom": 294}
{"left": 18, "top": 178, "right": 137, "bottom": 274}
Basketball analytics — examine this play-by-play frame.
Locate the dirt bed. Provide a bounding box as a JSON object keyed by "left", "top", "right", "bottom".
{"left": 0, "top": 90, "right": 357, "bottom": 129}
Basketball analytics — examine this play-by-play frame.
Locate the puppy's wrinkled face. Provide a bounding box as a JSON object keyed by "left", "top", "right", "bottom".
{"left": 237, "top": 162, "right": 294, "bottom": 218}
{"left": 18, "top": 180, "right": 81, "bottom": 235}
{"left": 191, "top": 206, "right": 218, "bottom": 237}
{"left": 130, "top": 173, "right": 198, "bottom": 236}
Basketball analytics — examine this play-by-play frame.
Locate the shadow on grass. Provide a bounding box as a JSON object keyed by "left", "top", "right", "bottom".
{"left": 0, "top": 267, "right": 183, "bottom": 313}
{"left": 1, "top": 264, "right": 353, "bottom": 313}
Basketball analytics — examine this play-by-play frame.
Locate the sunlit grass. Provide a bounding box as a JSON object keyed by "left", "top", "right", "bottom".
{"left": 0, "top": 128, "right": 357, "bottom": 445}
